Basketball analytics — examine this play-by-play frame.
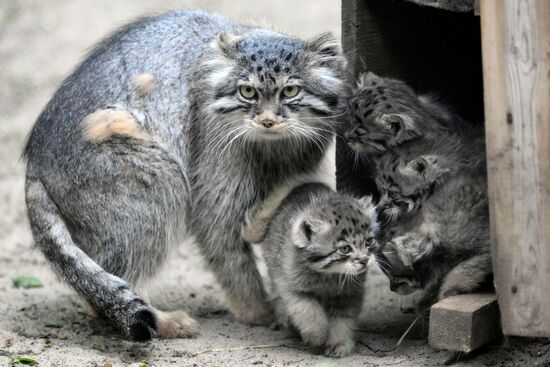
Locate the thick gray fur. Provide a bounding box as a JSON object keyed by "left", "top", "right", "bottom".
{"left": 258, "top": 183, "right": 378, "bottom": 357}
{"left": 374, "top": 126, "right": 486, "bottom": 224}
{"left": 345, "top": 72, "right": 463, "bottom": 160}
{"left": 24, "top": 11, "right": 347, "bottom": 340}
{"left": 368, "top": 110, "right": 490, "bottom": 310}
{"left": 378, "top": 157, "right": 491, "bottom": 311}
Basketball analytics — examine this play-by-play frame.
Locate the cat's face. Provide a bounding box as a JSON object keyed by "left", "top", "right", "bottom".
{"left": 376, "top": 233, "right": 433, "bottom": 295}
{"left": 375, "top": 153, "right": 449, "bottom": 222}
{"left": 345, "top": 73, "right": 421, "bottom": 156}
{"left": 291, "top": 196, "right": 378, "bottom": 275}
{"left": 204, "top": 32, "right": 346, "bottom": 147}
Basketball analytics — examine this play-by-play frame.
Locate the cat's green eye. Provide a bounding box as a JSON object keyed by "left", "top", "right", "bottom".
{"left": 340, "top": 245, "right": 352, "bottom": 254}
{"left": 239, "top": 85, "right": 257, "bottom": 99}
{"left": 282, "top": 85, "right": 301, "bottom": 98}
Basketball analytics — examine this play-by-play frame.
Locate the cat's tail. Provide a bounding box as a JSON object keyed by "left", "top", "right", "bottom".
{"left": 24, "top": 175, "right": 158, "bottom": 341}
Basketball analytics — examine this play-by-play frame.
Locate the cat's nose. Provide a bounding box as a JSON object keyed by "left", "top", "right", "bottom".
{"left": 344, "top": 131, "right": 356, "bottom": 140}
{"left": 357, "top": 256, "right": 369, "bottom": 265}
{"left": 255, "top": 111, "right": 280, "bottom": 128}
{"left": 261, "top": 119, "right": 275, "bottom": 128}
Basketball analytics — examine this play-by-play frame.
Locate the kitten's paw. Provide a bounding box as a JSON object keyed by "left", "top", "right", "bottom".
{"left": 324, "top": 339, "right": 355, "bottom": 358}
{"left": 269, "top": 316, "right": 289, "bottom": 330}
{"left": 233, "top": 302, "right": 273, "bottom": 326}
{"left": 439, "top": 288, "right": 461, "bottom": 300}
{"left": 156, "top": 310, "right": 197, "bottom": 339}
{"left": 301, "top": 329, "right": 327, "bottom": 347}
{"left": 128, "top": 308, "right": 158, "bottom": 341}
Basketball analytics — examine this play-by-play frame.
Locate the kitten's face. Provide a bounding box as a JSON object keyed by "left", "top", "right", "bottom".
{"left": 204, "top": 32, "right": 346, "bottom": 147}
{"left": 375, "top": 154, "right": 448, "bottom": 222}
{"left": 292, "top": 197, "right": 378, "bottom": 275}
{"left": 345, "top": 114, "right": 401, "bottom": 155}
{"left": 345, "top": 73, "right": 421, "bottom": 156}
{"left": 376, "top": 233, "right": 433, "bottom": 295}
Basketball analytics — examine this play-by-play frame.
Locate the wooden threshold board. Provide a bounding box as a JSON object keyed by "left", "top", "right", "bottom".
{"left": 429, "top": 293, "right": 501, "bottom": 352}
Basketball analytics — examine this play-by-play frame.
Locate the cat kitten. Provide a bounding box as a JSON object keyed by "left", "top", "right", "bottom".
{"left": 247, "top": 183, "right": 378, "bottom": 357}
{"left": 345, "top": 72, "right": 459, "bottom": 158}
{"left": 373, "top": 130, "right": 484, "bottom": 223}
{"left": 24, "top": 11, "right": 346, "bottom": 340}
{"left": 376, "top": 152, "right": 491, "bottom": 311}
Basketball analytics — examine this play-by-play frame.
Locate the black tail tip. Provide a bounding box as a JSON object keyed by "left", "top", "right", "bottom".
{"left": 129, "top": 309, "right": 158, "bottom": 342}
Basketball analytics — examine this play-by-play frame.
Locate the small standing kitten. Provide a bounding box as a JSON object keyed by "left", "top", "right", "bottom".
{"left": 245, "top": 183, "right": 378, "bottom": 357}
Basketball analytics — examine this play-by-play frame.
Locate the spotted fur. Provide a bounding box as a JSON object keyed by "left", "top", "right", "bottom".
{"left": 257, "top": 183, "right": 378, "bottom": 357}
{"left": 23, "top": 11, "right": 347, "bottom": 340}
{"left": 345, "top": 72, "right": 461, "bottom": 158}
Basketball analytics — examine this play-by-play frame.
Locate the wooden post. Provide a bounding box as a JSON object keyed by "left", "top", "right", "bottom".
{"left": 480, "top": 0, "right": 550, "bottom": 337}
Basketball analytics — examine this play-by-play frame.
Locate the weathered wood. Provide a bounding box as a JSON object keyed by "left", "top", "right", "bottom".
{"left": 340, "top": 0, "right": 484, "bottom": 122}
{"left": 480, "top": 0, "right": 550, "bottom": 337}
{"left": 404, "top": 0, "right": 475, "bottom": 12}
{"left": 429, "top": 294, "right": 500, "bottom": 352}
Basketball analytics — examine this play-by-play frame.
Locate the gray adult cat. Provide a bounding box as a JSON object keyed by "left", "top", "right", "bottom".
{"left": 23, "top": 10, "right": 346, "bottom": 340}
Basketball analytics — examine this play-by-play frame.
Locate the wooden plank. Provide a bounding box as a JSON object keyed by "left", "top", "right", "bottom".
{"left": 480, "top": 0, "right": 550, "bottom": 337}
{"left": 429, "top": 294, "right": 500, "bottom": 352}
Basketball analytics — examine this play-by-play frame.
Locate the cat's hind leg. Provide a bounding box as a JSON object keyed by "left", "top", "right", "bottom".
{"left": 25, "top": 108, "right": 191, "bottom": 340}
{"left": 438, "top": 253, "right": 493, "bottom": 300}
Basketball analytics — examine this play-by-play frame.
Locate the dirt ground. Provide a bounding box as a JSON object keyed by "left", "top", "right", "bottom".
{"left": 0, "top": 1, "right": 549, "bottom": 366}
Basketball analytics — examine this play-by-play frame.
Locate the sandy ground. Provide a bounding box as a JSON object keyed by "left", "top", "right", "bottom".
{"left": 0, "top": 1, "right": 549, "bottom": 366}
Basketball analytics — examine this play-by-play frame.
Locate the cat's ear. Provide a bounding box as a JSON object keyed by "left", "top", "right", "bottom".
{"left": 291, "top": 215, "right": 330, "bottom": 248}
{"left": 305, "top": 32, "right": 346, "bottom": 70}
{"left": 408, "top": 236, "right": 434, "bottom": 263}
{"left": 356, "top": 195, "right": 376, "bottom": 219}
{"left": 386, "top": 234, "right": 433, "bottom": 267}
{"left": 379, "top": 114, "right": 421, "bottom": 143}
{"left": 211, "top": 31, "right": 243, "bottom": 56}
{"left": 356, "top": 71, "right": 380, "bottom": 90}
{"left": 404, "top": 155, "right": 450, "bottom": 182}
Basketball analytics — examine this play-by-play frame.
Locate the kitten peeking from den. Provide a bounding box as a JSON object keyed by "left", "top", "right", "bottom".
{"left": 345, "top": 72, "right": 491, "bottom": 313}
{"left": 243, "top": 182, "right": 378, "bottom": 357}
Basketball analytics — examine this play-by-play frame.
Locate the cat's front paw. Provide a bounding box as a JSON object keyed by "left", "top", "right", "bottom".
{"left": 324, "top": 339, "right": 355, "bottom": 358}
{"left": 232, "top": 302, "right": 273, "bottom": 326}
{"left": 156, "top": 310, "right": 197, "bottom": 339}
{"left": 300, "top": 329, "right": 328, "bottom": 348}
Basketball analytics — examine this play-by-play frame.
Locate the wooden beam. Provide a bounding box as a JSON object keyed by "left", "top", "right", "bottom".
{"left": 429, "top": 294, "right": 500, "bottom": 352}
{"left": 480, "top": 0, "right": 550, "bottom": 337}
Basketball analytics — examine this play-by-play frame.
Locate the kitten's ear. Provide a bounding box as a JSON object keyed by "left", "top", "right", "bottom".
{"left": 405, "top": 155, "right": 450, "bottom": 181}
{"left": 379, "top": 114, "right": 421, "bottom": 143}
{"left": 356, "top": 71, "right": 380, "bottom": 90}
{"left": 305, "top": 32, "right": 346, "bottom": 70}
{"left": 211, "top": 31, "right": 243, "bottom": 56}
{"left": 408, "top": 236, "right": 434, "bottom": 263}
{"left": 291, "top": 215, "right": 330, "bottom": 248}
{"left": 356, "top": 195, "right": 376, "bottom": 219}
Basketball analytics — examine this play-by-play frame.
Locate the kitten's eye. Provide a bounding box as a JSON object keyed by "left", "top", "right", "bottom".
{"left": 365, "top": 238, "right": 376, "bottom": 248}
{"left": 282, "top": 85, "right": 301, "bottom": 98}
{"left": 239, "top": 85, "right": 257, "bottom": 99}
{"left": 339, "top": 245, "right": 352, "bottom": 254}
{"left": 355, "top": 127, "right": 367, "bottom": 136}
{"left": 388, "top": 191, "right": 399, "bottom": 200}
